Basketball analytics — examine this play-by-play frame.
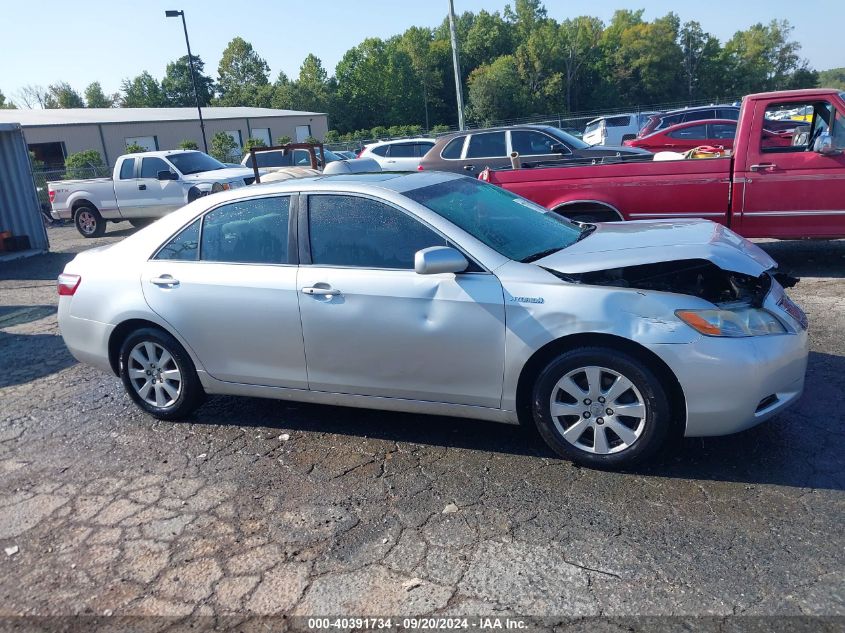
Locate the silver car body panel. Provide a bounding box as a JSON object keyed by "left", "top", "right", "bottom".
{"left": 57, "top": 173, "right": 808, "bottom": 438}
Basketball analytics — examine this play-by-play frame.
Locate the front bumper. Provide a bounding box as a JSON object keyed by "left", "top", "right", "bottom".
{"left": 51, "top": 208, "right": 72, "bottom": 220}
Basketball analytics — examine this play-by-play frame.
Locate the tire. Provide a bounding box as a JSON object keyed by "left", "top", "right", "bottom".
{"left": 556, "top": 207, "right": 620, "bottom": 224}
{"left": 532, "top": 347, "right": 671, "bottom": 469}
{"left": 129, "top": 219, "right": 153, "bottom": 229}
{"left": 74, "top": 205, "right": 106, "bottom": 238}
{"left": 119, "top": 327, "right": 205, "bottom": 420}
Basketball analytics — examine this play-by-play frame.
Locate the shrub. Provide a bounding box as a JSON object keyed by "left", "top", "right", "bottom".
{"left": 124, "top": 142, "right": 147, "bottom": 154}
{"left": 177, "top": 139, "right": 199, "bottom": 150}
{"left": 244, "top": 137, "right": 267, "bottom": 152}
{"left": 275, "top": 135, "right": 292, "bottom": 145}
{"left": 64, "top": 149, "right": 106, "bottom": 179}
{"left": 209, "top": 131, "right": 239, "bottom": 162}
{"left": 431, "top": 124, "right": 451, "bottom": 134}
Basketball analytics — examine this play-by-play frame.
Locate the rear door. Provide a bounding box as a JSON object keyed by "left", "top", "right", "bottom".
{"left": 736, "top": 98, "right": 845, "bottom": 238}
{"left": 461, "top": 131, "right": 509, "bottom": 174}
{"left": 383, "top": 143, "right": 419, "bottom": 171}
{"left": 141, "top": 195, "right": 307, "bottom": 388}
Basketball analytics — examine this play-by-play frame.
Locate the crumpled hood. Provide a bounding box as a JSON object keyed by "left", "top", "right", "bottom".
{"left": 536, "top": 219, "right": 776, "bottom": 276}
{"left": 182, "top": 167, "right": 257, "bottom": 184}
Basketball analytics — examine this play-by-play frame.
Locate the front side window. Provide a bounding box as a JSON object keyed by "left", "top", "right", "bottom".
{"left": 761, "top": 101, "right": 833, "bottom": 152}
{"left": 155, "top": 219, "right": 200, "bottom": 261}
{"left": 308, "top": 195, "right": 446, "bottom": 269}
{"left": 201, "top": 197, "right": 290, "bottom": 265}
{"left": 119, "top": 158, "right": 135, "bottom": 180}
{"left": 440, "top": 136, "right": 465, "bottom": 159}
{"left": 140, "top": 157, "right": 173, "bottom": 179}
{"left": 668, "top": 124, "right": 707, "bottom": 140}
{"left": 466, "top": 132, "right": 506, "bottom": 159}
{"left": 404, "top": 178, "right": 582, "bottom": 262}
{"left": 511, "top": 131, "right": 559, "bottom": 155}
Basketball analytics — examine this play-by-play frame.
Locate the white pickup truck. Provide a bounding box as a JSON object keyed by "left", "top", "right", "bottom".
{"left": 49, "top": 150, "right": 260, "bottom": 237}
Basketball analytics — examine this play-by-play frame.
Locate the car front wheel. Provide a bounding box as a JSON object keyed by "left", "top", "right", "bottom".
{"left": 532, "top": 347, "right": 671, "bottom": 468}
{"left": 119, "top": 327, "right": 204, "bottom": 420}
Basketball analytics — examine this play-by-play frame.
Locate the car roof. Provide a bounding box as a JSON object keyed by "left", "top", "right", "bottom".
{"left": 659, "top": 104, "right": 738, "bottom": 117}
{"left": 365, "top": 138, "right": 435, "bottom": 147}
{"left": 649, "top": 119, "right": 737, "bottom": 136}
{"left": 435, "top": 124, "right": 559, "bottom": 141}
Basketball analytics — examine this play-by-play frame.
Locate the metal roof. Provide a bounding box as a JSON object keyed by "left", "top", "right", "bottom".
{"left": 0, "top": 107, "right": 325, "bottom": 127}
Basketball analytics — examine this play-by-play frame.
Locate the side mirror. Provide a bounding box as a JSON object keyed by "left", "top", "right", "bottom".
{"left": 813, "top": 132, "right": 841, "bottom": 156}
{"left": 158, "top": 170, "right": 178, "bottom": 181}
{"left": 550, "top": 143, "right": 567, "bottom": 154}
{"left": 414, "top": 246, "right": 468, "bottom": 275}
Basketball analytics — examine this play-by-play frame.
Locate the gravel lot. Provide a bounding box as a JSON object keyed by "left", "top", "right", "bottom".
{"left": 0, "top": 223, "right": 843, "bottom": 625}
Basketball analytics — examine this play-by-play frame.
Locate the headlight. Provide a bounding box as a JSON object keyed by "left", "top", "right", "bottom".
{"left": 210, "top": 181, "right": 228, "bottom": 193}
{"left": 675, "top": 307, "right": 786, "bottom": 337}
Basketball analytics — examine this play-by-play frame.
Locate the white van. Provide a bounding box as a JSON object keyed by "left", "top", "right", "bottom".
{"left": 583, "top": 112, "right": 658, "bottom": 146}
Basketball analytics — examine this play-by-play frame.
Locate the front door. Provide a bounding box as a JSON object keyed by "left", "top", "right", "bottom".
{"left": 297, "top": 193, "right": 506, "bottom": 408}
{"left": 133, "top": 156, "right": 186, "bottom": 217}
{"left": 737, "top": 98, "right": 845, "bottom": 238}
{"left": 141, "top": 195, "right": 308, "bottom": 389}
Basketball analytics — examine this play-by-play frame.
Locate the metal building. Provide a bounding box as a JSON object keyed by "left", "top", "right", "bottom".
{"left": 0, "top": 123, "right": 48, "bottom": 255}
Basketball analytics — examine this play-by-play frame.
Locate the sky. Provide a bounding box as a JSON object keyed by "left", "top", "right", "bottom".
{"left": 1, "top": 0, "right": 841, "bottom": 103}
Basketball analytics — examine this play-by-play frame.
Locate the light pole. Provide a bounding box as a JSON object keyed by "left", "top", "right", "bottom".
{"left": 165, "top": 9, "right": 208, "bottom": 153}
{"left": 447, "top": 0, "right": 465, "bottom": 131}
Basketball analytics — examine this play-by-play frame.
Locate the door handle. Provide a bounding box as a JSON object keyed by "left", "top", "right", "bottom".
{"left": 463, "top": 164, "right": 476, "bottom": 171}
{"left": 301, "top": 286, "right": 341, "bottom": 296}
{"left": 138, "top": 184, "right": 147, "bottom": 190}
{"left": 749, "top": 163, "right": 776, "bottom": 172}
{"left": 151, "top": 275, "right": 179, "bottom": 287}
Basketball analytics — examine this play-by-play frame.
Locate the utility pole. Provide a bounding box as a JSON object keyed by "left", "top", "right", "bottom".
{"left": 166, "top": 9, "right": 208, "bottom": 153}
{"left": 447, "top": 0, "right": 465, "bottom": 131}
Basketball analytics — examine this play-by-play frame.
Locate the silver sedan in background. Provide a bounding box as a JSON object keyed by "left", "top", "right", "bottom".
{"left": 56, "top": 173, "right": 808, "bottom": 468}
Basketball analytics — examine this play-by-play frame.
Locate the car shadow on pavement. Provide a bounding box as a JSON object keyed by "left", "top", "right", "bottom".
{"left": 758, "top": 240, "right": 845, "bottom": 278}
{"left": 194, "top": 351, "right": 843, "bottom": 492}
{"left": 0, "top": 252, "right": 74, "bottom": 281}
{"left": 0, "top": 305, "right": 56, "bottom": 328}
{"left": 0, "top": 331, "right": 77, "bottom": 388}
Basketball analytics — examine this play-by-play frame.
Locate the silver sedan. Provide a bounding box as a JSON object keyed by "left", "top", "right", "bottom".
{"left": 57, "top": 172, "right": 809, "bottom": 468}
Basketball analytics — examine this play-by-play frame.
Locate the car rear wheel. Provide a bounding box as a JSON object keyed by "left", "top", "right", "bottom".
{"left": 74, "top": 206, "right": 106, "bottom": 238}
{"left": 119, "top": 327, "right": 204, "bottom": 420}
{"left": 532, "top": 347, "right": 670, "bottom": 468}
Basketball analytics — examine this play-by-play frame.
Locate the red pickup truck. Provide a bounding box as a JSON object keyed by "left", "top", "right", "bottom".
{"left": 480, "top": 89, "right": 845, "bottom": 239}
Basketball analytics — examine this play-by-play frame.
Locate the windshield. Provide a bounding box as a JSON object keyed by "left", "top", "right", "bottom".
{"left": 404, "top": 177, "right": 583, "bottom": 262}
{"left": 168, "top": 152, "right": 226, "bottom": 175}
{"left": 548, "top": 127, "right": 590, "bottom": 150}
{"left": 584, "top": 120, "right": 603, "bottom": 135}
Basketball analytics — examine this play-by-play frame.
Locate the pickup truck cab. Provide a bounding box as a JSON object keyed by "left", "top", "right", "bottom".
{"left": 49, "top": 150, "right": 259, "bottom": 237}
{"left": 481, "top": 89, "right": 845, "bottom": 240}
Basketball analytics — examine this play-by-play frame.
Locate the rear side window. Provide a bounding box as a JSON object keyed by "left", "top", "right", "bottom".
{"left": 388, "top": 143, "right": 415, "bottom": 158}
{"left": 369, "top": 145, "right": 389, "bottom": 157}
{"left": 155, "top": 219, "right": 200, "bottom": 261}
{"left": 465, "top": 132, "right": 506, "bottom": 158}
{"left": 440, "top": 136, "right": 465, "bottom": 159}
{"left": 682, "top": 109, "right": 717, "bottom": 123}
{"left": 119, "top": 158, "right": 135, "bottom": 180}
{"left": 140, "top": 157, "right": 173, "bottom": 179}
{"left": 718, "top": 108, "right": 739, "bottom": 120}
{"left": 415, "top": 142, "right": 434, "bottom": 157}
{"left": 584, "top": 121, "right": 603, "bottom": 134}
{"left": 710, "top": 123, "right": 736, "bottom": 140}
{"left": 606, "top": 115, "right": 631, "bottom": 127}
{"left": 658, "top": 114, "right": 683, "bottom": 130}
{"left": 668, "top": 124, "right": 708, "bottom": 140}
{"left": 308, "top": 195, "right": 446, "bottom": 269}
{"left": 200, "top": 197, "right": 290, "bottom": 265}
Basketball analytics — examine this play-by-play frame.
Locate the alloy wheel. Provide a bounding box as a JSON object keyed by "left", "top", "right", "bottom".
{"left": 549, "top": 365, "right": 646, "bottom": 455}
{"left": 77, "top": 210, "right": 97, "bottom": 235}
{"left": 127, "top": 341, "right": 183, "bottom": 408}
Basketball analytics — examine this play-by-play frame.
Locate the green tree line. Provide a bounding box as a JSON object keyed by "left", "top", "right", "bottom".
{"left": 3, "top": 1, "right": 834, "bottom": 135}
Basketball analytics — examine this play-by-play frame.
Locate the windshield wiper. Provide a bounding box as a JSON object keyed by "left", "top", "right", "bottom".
{"left": 575, "top": 223, "right": 597, "bottom": 242}
{"left": 520, "top": 247, "right": 564, "bottom": 263}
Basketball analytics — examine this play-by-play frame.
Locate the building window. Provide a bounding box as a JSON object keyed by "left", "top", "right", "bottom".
{"left": 251, "top": 128, "right": 271, "bottom": 146}
{"left": 125, "top": 136, "right": 158, "bottom": 151}
{"left": 295, "top": 125, "right": 312, "bottom": 142}
{"left": 225, "top": 130, "right": 243, "bottom": 160}
{"left": 27, "top": 142, "right": 66, "bottom": 168}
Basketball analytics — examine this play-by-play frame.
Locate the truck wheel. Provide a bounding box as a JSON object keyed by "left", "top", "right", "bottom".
{"left": 532, "top": 347, "right": 671, "bottom": 469}
{"left": 74, "top": 206, "right": 106, "bottom": 238}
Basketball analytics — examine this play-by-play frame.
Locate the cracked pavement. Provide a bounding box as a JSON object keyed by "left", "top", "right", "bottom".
{"left": 0, "top": 225, "right": 843, "bottom": 620}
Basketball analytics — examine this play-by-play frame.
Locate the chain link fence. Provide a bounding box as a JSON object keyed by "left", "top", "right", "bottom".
{"left": 31, "top": 165, "right": 109, "bottom": 209}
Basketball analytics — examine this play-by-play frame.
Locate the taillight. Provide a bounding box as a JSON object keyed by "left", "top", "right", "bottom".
{"left": 57, "top": 273, "right": 81, "bottom": 296}
{"left": 417, "top": 164, "right": 424, "bottom": 171}
{"left": 49, "top": 190, "right": 56, "bottom": 203}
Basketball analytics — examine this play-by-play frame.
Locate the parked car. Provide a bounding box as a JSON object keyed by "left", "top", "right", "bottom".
{"left": 333, "top": 150, "right": 358, "bottom": 160}
{"left": 241, "top": 147, "right": 343, "bottom": 170}
{"left": 56, "top": 172, "right": 808, "bottom": 469}
{"left": 638, "top": 105, "right": 740, "bottom": 138}
{"left": 583, "top": 112, "right": 659, "bottom": 146}
{"left": 479, "top": 89, "right": 845, "bottom": 239}
{"left": 49, "top": 150, "right": 259, "bottom": 238}
{"left": 623, "top": 119, "right": 737, "bottom": 152}
{"left": 358, "top": 138, "right": 436, "bottom": 171}
{"left": 418, "top": 125, "right": 649, "bottom": 174}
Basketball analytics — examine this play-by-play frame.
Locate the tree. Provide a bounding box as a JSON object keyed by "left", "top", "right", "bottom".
{"left": 243, "top": 137, "right": 266, "bottom": 152}
{"left": 16, "top": 84, "right": 51, "bottom": 108}
{"left": 121, "top": 72, "right": 166, "bottom": 107}
{"left": 124, "top": 142, "right": 147, "bottom": 154}
{"left": 722, "top": 20, "right": 806, "bottom": 94}
{"left": 177, "top": 139, "right": 199, "bottom": 150}
{"left": 514, "top": 22, "right": 564, "bottom": 114}
{"left": 679, "top": 21, "right": 723, "bottom": 98}
{"left": 291, "top": 54, "right": 331, "bottom": 113}
{"left": 558, "top": 16, "right": 603, "bottom": 112}
{"left": 467, "top": 55, "right": 526, "bottom": 123}
{"left": 210, "top": 131, "right": 239, "bottom": 162}
{"left": 216, "top": 37, "right": 270, "bottom": 106}
{"left": 818, "top": 67, "right": 845, "bottom": 90}
{"left": 84, "top": 82, "right": 114, "bottom": 108}
{"left": 0, "top": 90, "right": 15, "bottom": 109}
{"left": 398, "top": 27, "right": 442, "bottom": 130}
{"left": 64, "top": 149, "right": 105, "bottom": 179}
{"left": 46, "top": 82, "right": 85, "bottom": 108}
{"left": 162, "top": 55, "right": 214, "bottom": 107}
{"left": 505, "top": 0, "right": 548, "bottom": 41}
